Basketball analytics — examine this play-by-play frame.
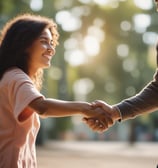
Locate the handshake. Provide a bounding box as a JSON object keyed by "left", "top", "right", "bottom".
{"left": 83, "top": 100, "right": 122, "bottom": 133}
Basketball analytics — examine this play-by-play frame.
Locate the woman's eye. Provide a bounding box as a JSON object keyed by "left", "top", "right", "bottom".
{"left": 40, "top": 40, "right": 48, "bottom": 44}
{"left": 40, "top": 39, "right": 53, "bottom": 46}
{"left": 40, "top": 38, "right": 54, "bottom": 48}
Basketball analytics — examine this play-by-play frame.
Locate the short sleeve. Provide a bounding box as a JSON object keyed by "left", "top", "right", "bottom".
{"left": 6, "top": 69, "right": 44, "bottom": 121}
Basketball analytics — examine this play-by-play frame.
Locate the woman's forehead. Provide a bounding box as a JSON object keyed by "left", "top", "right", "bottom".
{"left": 40, "top": 28, "right": 52, "bottom": 39}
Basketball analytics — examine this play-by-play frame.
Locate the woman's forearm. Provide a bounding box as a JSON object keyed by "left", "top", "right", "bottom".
{"left": 29, "top": 97, "right": 96, "bottom": 118}
{"left": 39, "top": 98, "right": 91, "bottom": 117}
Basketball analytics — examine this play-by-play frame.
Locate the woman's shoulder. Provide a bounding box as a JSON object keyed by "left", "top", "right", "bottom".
{"left": 2, "top": 67, "right": 30, "bottom": 82}
{"left": 5, "top": 67, "right": 24, "bottom": 74}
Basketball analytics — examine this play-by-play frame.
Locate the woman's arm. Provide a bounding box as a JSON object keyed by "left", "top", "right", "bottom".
{"left": 28, "top": 97, "right": 94, "bottom": 117}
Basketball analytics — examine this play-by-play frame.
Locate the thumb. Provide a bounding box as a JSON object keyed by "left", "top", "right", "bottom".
{"left": 94, "top": 100, "right": 112, "bottom": 112}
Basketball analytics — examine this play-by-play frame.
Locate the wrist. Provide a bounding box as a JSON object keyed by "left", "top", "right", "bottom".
{"left": 111, "top": 105, "right": 122, "bottom": 121}
{"left": 79, "top": 102, "right": 92, "bottom": 116}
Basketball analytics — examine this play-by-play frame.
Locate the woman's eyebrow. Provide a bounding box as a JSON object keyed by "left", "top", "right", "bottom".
{"left": 39, "top": 36, "right": 54, "bottom": 44}
{"left": 39, "top": 36, "right": 49, "bottom": 40}
{"left": 39, "top": 36, "right": 53, "bottom": 41}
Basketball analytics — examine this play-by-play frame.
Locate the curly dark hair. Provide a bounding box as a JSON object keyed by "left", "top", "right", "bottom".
{"left": 0, "top": 13, "right": 59, "bottom": 89}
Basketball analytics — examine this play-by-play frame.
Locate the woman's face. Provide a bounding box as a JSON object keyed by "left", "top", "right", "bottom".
{"left": 27, "top": 28, "right": 55, "bottom": 74}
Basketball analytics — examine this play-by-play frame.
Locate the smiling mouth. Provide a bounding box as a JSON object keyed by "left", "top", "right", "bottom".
{"left": 43, "top": 54, "right": 52, "bottom": 60}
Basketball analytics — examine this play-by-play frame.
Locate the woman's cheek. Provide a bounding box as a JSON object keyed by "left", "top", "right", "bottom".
{"left": 41, "top": 44, "right": 48, "bottom": 50}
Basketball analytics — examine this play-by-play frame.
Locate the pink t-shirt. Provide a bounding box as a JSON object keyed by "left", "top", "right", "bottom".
{"left": 0, "top": 68, "right": 44, "bottom": 168}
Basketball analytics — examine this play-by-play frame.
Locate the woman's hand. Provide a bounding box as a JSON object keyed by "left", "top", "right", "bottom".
{"left": 83, "top": 100, "right": 121, "bottom": 133}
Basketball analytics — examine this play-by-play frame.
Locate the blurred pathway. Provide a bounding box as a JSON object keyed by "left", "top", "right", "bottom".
{"left": 37, "top": 141, "right": 158, "bottom": 168}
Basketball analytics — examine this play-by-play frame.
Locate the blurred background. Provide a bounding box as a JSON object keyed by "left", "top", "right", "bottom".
{"left": 1, "top": 0, "right": 158, "bottom": 167}
{"left": 1, "top": 1, "right": 158, "bottom": 166}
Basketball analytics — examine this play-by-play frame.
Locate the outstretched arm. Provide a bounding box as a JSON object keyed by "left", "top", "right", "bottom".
{"left": 115, "top": 69, "right": 158, "bottom": 121}
{"left": 18, "top": 97, "right": 113, "bottom": 130}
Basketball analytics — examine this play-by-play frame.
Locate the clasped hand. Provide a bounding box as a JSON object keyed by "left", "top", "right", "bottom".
{"left": 83, "top": 100, "right": 120, "bottom": 133}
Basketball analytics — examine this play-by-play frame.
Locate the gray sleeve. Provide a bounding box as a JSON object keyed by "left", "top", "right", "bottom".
{"left": 116, "top": 69, "right": 158, "bottom": 121}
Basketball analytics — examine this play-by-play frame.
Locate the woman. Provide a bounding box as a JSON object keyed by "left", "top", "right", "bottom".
{"left": 0, "top": 13, "right": 109, "bottom": 168}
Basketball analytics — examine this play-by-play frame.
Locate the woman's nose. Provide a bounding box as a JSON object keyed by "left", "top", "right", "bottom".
{"left": 47, "top": 44, "right": 55, "bottom": 55}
